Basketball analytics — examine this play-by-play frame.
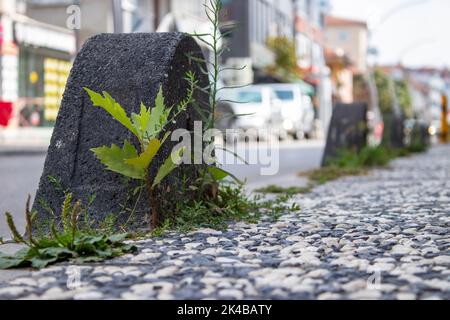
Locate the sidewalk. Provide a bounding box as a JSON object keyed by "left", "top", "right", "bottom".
{"left": 0, "top": 145, "right": 449, "bottom": 300}
{"left": 0, "top": 128, "right": 51, "bottom": 155}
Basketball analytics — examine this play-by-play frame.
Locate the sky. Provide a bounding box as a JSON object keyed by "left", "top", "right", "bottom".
{"left": 330, "top": 0, "right": 450, "bottom": 69}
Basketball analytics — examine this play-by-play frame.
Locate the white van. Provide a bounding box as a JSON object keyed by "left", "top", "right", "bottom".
{"left": 222, "top": 85, "right": 283, "bottom": 134}
{"left": 266, "top": 83, "right": 315, "bottom": 139}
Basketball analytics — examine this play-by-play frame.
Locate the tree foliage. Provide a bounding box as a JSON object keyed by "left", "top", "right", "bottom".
{"left": 395, "top": 79, "right": 413, "bottom": 118}
{"left": 266, "top": 36, "right": 300, "bottom": 81}
{"left": 374, "top": 69, "right": 394, "bottom": 115}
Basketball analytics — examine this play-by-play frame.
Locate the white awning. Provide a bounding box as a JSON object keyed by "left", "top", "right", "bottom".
{"left": 12, "top": 14, "right": 76, "bottom": 54}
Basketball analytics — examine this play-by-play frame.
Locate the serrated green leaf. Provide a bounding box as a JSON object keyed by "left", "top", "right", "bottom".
{"left": 207, "top": 166, "right": 243, "bottom": 184}
{"left": 152, "top": 147, "right": 186, "bottom": 188}
{"left": 91, "top": 141, "right": 145, "bottom": 180}
{"left": 207, "top": 166, "right": 229, "bottom": 181}
{"left": 145, "top": 86, "right": 172, "bottom": 140}
{"left": 84, "top": 88, "right": 139, "bottom": 138}
{"left": 131, "top": 102, "right": 151, "bottom": 141}
{"left": 155, "top": 86, "right": 165, "bottom": 115}
{"left": 161, "top": 131, "right": 171, "bottom": 145}
{"left": 124, "top": 139, "right": 161, "bottom": 170}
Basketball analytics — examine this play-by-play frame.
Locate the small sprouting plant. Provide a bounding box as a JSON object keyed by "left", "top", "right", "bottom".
{"left": 150, "top": 183, "right": 300, "bottom": 236}
{"left": 255, "top": 184, "right": 314, "bottom": 196}
{"left": 84, "top": 72, "right": 198, "bottom": 229}
{"left": 301, "top": 144, "right": 428, "bottom": 185}
{"left": 186, "top": 0, "right": 246, "bottom": 193}
{"left": 0, "top": 194, "right": 136, "bottom": 270}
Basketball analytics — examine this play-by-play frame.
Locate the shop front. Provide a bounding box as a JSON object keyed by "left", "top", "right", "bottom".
{"left": 0, "top": 15, "right": 75, "bottom": 128}
{"left": 17, "top": 45, "right": 72, "bottom": 127}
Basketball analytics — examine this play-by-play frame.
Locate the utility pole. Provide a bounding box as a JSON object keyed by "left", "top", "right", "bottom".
{"left": 112, "top": 0, "right": 123, "bottom": 33}
{"left": 154, "top": 0, "right": 160, "bottom": 31}
{"left": 440, "top": 94, "right": 449, "bottom": 143}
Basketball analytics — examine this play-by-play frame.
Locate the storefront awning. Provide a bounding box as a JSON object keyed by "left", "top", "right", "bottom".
{"left": 12, "top": 14, "right": 76, "bottom": 54}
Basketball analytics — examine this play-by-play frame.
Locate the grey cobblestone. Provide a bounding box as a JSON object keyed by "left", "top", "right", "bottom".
{"left": 0, "top": 145, "right": 449, "bottom": 300}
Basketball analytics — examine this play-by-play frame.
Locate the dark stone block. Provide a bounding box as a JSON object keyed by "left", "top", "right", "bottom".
{"left": 383, "top": 113, "right": 405, "bottom": 148}
{"left": 321, "top": 103, "right": 368, "bottom": 166}
{"left": 33, "top": 32, "right": 209, "bottom": 231}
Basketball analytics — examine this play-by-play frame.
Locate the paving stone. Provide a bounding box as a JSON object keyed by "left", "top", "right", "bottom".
{"left": 1, "top": 145, "right": 449, "bottom": 300}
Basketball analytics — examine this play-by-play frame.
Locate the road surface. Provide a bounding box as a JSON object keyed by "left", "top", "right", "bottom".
{"left": 0, "top": 140, "right": 324, "bottom": 239}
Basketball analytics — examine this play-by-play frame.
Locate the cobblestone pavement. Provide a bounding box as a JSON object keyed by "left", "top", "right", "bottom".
{"left": 0, "top": 145, "right": 449, "bottom": 300}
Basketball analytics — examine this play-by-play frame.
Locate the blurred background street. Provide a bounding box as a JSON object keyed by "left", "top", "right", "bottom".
{"left": 1, "top": 0, "right": 450, "bottom": 239}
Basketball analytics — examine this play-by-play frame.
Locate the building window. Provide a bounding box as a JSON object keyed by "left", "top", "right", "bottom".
{"left": 339, "top": 31, "right": 349, "bottom": 42}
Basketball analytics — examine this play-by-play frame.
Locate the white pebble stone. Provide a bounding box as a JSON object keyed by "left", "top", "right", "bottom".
{"left": 0, "top": 286, "right": 32, "bottom": 297}
{"left": 153, "top": 266, "right": 179, "bottom": 277}
{"left": 74, "top": 291, "right": 104, "bottom": 300}
{"left": 433, "top": 256, "right": 450, "bottom": 265}
{"left": 349, "top": 289, "right": 382, "bottom": 300}
{"left": 185, "top": 243, "right": 202, "bottom": 250}
{"left": 218, "top": 289, "right": 244, "bottom": 300}
{"left": 9, "top": 278, "right": 37, "bottom": 287}
{"left": 206, "top": 237, "right": 219, "bottom": 245}
{"left": 396, "top": 292, "right": 416, "bottom": 300}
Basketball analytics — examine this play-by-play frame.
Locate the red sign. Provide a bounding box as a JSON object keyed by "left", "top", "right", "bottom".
{"left": 0, "top": 101, "right": 13, "bottom": 127}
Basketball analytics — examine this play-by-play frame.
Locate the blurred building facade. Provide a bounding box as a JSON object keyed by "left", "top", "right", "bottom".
{"left": 1, "top": 0, "right": 335, "bottom": 135}
{"left": 5, "top": 0, "right": 424, "bottom": 138}
{"left": 324, "top": 15, "right": 368, "bottom": 75}
{"left": 0, "top": 0, "right": 75, "bottom": 128}
{"left": 373, "top": 64, "right": 450, "bottom": 136}
{"left": 322, "top": 15, "right": 370, "bottom": 107}
{"left": 2, "top": 0, "right": 213, "bottom": 129}
{"left": 324, "top": 47, "right": 353, "bottom": 104}
{"left": 404, "top": 67, "right": 449, "bottom": 130}
{"left": 27, "top": 0, "right": 160, "bottom": 47}
{"left": 220, "top": 0, "right": 295, "bottom": 86}
{"left": 294, "top": 0, "right": 329, "bottom": 74}
{"left": 293, "top": 0, "right": 333, "bottom": 134}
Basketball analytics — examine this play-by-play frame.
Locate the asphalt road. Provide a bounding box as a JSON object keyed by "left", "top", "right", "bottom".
{"left": 0, "top": 140, "right": 324, "bottom": 239}
{"left": 0, "top": 154, "right": 46, "bottom": 240}
{"left": 221, "top": 139, "right": 324, "bottom": 187}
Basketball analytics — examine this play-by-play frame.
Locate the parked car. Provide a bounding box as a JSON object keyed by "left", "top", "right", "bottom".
{"left": 220, "top": 85, "right": 283, "bottom": 138}
{"left": 266, "top": 83, "right": 315, "bottom": 139}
